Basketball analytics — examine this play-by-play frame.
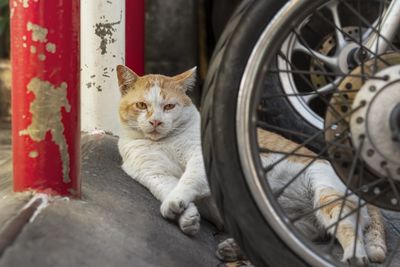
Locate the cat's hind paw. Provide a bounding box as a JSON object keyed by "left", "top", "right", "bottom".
{"left": 365, "top": 244, "right": 386, "bottom": 263}
{"left": 179, "top": 203, "right": 200, "bottom": 236}
{"left": 216, "top": 238, "right": 246, "bottom": 262}
{"left": 342, "top": 248, "right": 369, "bottom": 267}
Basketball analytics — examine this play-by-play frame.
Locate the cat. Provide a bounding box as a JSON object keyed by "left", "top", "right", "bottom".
{"left": 116, "top": 64, "right": 386, "bottom": 265}
{"left": 116, "top": 65, "right": 223, "bottom": 236}
{"left": 257, "top": 129, "right": 387, "bottom": 265}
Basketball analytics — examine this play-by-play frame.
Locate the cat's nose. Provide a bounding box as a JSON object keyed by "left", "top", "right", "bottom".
{"left": 149, "top": 120, "right": 162, "bottom": 127}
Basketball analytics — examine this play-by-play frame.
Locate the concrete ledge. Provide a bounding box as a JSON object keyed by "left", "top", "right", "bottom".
{"left": 0, "top": 134, "right": 221, "bottom": 267}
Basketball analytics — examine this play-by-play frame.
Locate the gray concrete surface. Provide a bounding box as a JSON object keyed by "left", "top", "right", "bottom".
{"left": 0, "top": 127, "right": 221, "bottom": 267}
{"left": 0, "top": 122, "right": 400, "bottom": 267}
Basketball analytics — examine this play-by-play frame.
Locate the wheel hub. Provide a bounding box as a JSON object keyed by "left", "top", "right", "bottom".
{"left": 325, "top": 53, "right": 400, "bottom": 210}
{"left": 310, "top": 26, "right": 364, "bottom": 88}
{"left": 351, "top": 65, "right": 400, "bottom": 181}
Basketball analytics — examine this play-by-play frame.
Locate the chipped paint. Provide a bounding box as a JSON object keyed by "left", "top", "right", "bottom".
{"left": 94, "top": 13, "right": 122, "bottom": 55}
{"left": 46, "top": 42, "right": 56, "bottom": 53}
{"left": 29, "top": 150, "right": 39, "bottom": 158}
{"left": 22, "top": 0, "right": 29, "bottom": 8}
{"left": 38, "top": 53, "right": 46, "bottom": 61}
{"left": 22, "top": 43, "right": 27, "bottom": 48}
{"left": 27, "top": 22, "right": 48, "bottom": 43}
{"left": 22, "top": 35, "right": 27, "bottom": 41}
{"left": 19, "top": 78, "right": 72, "bottom": 183}
{"left": 30, "top": 45, "right": 36, "bottom": 54}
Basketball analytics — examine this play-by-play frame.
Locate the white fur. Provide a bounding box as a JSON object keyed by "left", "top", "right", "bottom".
{"left": 119, "top": 88, "right": 210, "bottom": 235}
{"left": 261, "top": 153, "right": 373, "bottom": 263}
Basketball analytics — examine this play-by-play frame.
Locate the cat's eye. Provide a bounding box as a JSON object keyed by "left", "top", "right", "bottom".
{"left": 164, "top": 104, "right": 176, "bottom": 111}
{"left": 136, "top": 102, "right": 147, "bottom": 110}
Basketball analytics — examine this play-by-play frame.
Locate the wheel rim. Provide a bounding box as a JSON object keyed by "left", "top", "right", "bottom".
{"left": 237, "top": 0, "right": 400, "bottom": 266}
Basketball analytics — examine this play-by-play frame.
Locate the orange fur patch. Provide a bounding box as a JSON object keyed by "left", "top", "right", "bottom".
{"left": 257, "top": 129, "right": 323, "bottom": 164}
{"left": 117, "top": 67, "right": 194, "bottom": 123}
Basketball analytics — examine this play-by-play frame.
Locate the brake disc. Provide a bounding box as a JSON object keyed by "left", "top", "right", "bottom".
{"left": 325, "top": 53, "right": 400, "bottom": 210}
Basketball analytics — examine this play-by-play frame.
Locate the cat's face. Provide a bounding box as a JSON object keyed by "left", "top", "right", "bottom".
{"left": 116, "top": 65, "right": 196, "bottom": 141}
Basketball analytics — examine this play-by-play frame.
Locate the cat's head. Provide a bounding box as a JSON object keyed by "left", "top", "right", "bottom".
{"left": 116, "top": 65, "right": 196, "bottom": 141}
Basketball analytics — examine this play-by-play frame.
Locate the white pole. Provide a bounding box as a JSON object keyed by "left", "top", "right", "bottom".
{"left": 81, "top": 0, "right": 125, "bottom": 135}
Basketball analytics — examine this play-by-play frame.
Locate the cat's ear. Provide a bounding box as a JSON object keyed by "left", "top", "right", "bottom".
{"left": 172, "top": 67, "right": 197, "bottom": 92}
{"left": 116, "top": 65, "right": 139, "bottom": 95}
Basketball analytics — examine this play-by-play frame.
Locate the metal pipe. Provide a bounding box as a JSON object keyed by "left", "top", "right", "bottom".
{"left": 81, "top": 0, "right": 125, "bottom": 135}
{"left": 11, "top": 0, "right": 80, "bottom": 196}
{"left": 126, "top": 0, "right": 145, "bottom": 76}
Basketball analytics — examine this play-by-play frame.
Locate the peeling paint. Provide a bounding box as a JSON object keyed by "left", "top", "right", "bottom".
{"left": 94, "top": 13, "right": 122, "bottom": 55}
{"left": 22, "top": 0, "right": 29, "bottom": 8}
{"left": 27, "top": 22, "right": 48, "bottom": 43}
{"left": 29, "top": 150, "right": 39, "bottom": 158}
{"left": 46, "top": 42, "right": 56, "bottom": 53}
{"left": 30, "top": 45, "right": 36, "bottom": 54}
{"left": 19, "top": 78, "right": 72, "bottom": 183}
{"left": 38, "top": 53, "right": 46, "bottom": 61}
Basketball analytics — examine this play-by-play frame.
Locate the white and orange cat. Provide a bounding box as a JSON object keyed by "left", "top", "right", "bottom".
{"left": 117, "top": 65, "right": 222, "bottom": 236}
{"left": 116, "top": 65, "right": 386, "bottom": 265}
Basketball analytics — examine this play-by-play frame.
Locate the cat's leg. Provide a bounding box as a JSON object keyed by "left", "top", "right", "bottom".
{"left": 310, "top": 163, "right": 369, "bottom": 265}
{"left": 178, "top": 202, "right": 201, "bottom": 235}
{"left": 315, "top": 186, "right": 368, "bottom": 265}
{"left": 364, "top": 205, "right": 386, "bottom": 263}
{"left": 128, "top": 171, "right": 201, "bottom": 235}
{"left": 161, "top": 149, "right": 210, "bottom": 220}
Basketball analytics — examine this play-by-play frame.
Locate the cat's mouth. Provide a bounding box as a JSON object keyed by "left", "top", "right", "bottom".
{"left": 144, "top": 128, "right": 166, "bottom": 140}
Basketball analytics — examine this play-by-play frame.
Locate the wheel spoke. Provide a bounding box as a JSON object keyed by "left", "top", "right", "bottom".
{"left": 269, "top": 68, "right": 387, "bottom": 80}
{"left": 272, "top": 128, "right": 351, "bottom": 198}
{"left": 325, "top": 185, "right": 391, "bottom": 232}
{"left": 257, "top": 121, "right": 312, "bottom": 139}
{"left": 259, "top": 147, "right": 328, "bottom": 160}
{"left": 264, "top": 102, "right": 363, "bottom": 174}
{"left": 351, "top": 197, "right": 362, "bottom": 261}
{"left": 303, "top": 81, "right": 339, "bottom": 104}
{"left": 384, "top": 167, "right": 400, "bottom": 208}
{"left": 328, "top": 137, "right": 365, "bottom": 253}
{"left": 339, "top": 0, "right": 399, "bottom": 54}
{"left": 326, "top": 0, "right": 347, "bottom": 50}
{"left": 290, "top": 178, "right": 386, "bottom": 223}
{"left": 293, "top": 38, "right": 339, "bottom": 70}
{"left": 260, "top": 89, "right": 360, "bottom": 100}
{"left": 278, "top": 51, "right": 343, "bottom": 119}
{"left": 314, "top": 9, "right": 392, "bottom": 67}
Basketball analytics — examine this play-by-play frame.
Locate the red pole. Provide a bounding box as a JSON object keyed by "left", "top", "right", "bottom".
{"left": 126, "top": 0, "right": 145, "bottom": 75}
{"left": 11, "top": 0, "right": 80, "bottom": 196}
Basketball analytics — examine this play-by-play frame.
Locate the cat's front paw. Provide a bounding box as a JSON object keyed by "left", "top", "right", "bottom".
{"left": 160, "top": 193, "right": 189, "bottom": 219}
{"left": 179, "top": 203, "right": 200, "bottom": 236}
